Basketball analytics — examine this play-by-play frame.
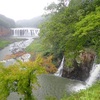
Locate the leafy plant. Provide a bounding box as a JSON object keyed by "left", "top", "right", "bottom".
{"left": 0, "top": 56, "right": 46, "bottom": 100}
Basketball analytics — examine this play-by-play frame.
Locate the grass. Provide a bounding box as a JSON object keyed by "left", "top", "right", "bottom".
{"left": 0, "top": 40, "right": 10, "bottom": 49}
{"left": 25, "top": 38, "right": 44, "bottom": 53}
{"left": 61, "top": 81, "right": 100, "bottom": 100}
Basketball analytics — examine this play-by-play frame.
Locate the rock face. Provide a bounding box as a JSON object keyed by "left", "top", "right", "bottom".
{"left": 62, "top": 51, "right": 95, "bottom": 81}
{"left": 0, "top": 26, "right": 11, "bottom": 37}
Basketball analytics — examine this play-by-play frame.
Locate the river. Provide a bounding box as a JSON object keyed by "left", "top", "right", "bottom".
{"left": 0, "top": 45, "right": 12, "bottom": 61}
{"left": 7, "top": 74, "right": 85, "bottom": 100}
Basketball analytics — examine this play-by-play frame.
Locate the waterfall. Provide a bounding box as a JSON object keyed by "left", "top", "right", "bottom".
{"left": 73, "top": 63, "right": 100, "bottom": 91}
{"left": 54, "top": 57, "right": 64, "bottom": 77}
{"left": 86, "top": 64, "right": 100, "bottom": 86}
{"left": 54, "top": 56, "right": 100, "bottom": 91}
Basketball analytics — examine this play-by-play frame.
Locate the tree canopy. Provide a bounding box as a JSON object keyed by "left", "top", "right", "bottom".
{"left": 40, "top": 0, "right": 100, "bottom": 66}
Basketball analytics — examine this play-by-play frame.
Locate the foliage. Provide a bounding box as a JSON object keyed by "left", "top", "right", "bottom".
{"left": 65, "top": 6, "right": 100, "bottom": 65}
{"left": 72, "top": 6, "right": 100, "bottom": 61}
{"left": 34, "top": 54, "right": 57, "bottom": 73}
{"left": 25, "top": 39, "right": 57, "bottom": 73}
{"left": 61, "top": 81, "right": 100, "bottom": 100}
{"left": 44, "top": 2, "right": 58, "bottom": 15}
{"left": 45, "top": 96, "right": 57, "bottom": 100}
{"left": 0, "top": 56, "right": 46, "bottom": 100}
{"left": 39, "top": 0, "right": 100, "bottom": 66}
{"left": 41, "top": 55, "right": 57, "bottom": 73}
{"left": 44, "top": 0, "right": 66, "bottom": 16}
{"left": 25, "top": 38, "right": 44, "bottom": 53}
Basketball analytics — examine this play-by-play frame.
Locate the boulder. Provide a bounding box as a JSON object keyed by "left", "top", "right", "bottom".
{"left": 62, "top": 51, "right": 95, "bottom": 81}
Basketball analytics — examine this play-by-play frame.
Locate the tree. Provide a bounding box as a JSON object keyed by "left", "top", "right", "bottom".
{"left": 0, "top": 56, "right": 45, "bottom": 100}
{"left": 40, "top": 0, "right": 80, "bottom": 59}
{"left": 72, "top": 6, "right": 100, "bottom": 61}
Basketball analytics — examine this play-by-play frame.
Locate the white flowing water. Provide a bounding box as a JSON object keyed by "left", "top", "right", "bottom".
{"left": 9, "top": 39, "right": 33, "bottom": 53}
{"left": 73, "top": 63, "right": 100, "bottom": 92}
{"left": 54, "top": 57, "right": 64, "bottom": 77}
{"left": 86, "top": 64, "right": 100, "bottom": 86}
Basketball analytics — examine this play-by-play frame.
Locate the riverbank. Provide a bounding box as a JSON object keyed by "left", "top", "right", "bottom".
{"left": 0, "top": 38, "right": 33, "bottom": 65}
{"left": 0, "top": 36, "right": 27, "bottom": 50}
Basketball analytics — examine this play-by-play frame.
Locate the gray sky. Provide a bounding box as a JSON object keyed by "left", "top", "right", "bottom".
{"left": 0, "top": 0, "right": 57, "bottom": 21}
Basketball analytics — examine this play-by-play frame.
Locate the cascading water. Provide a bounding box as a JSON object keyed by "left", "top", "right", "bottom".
{"left": 54, "top": 57, "right": 64, "bottom": 77}
{"left": 73, "top": 63, "right": 100, "bottom": 92}
{"left": 86, "top": 64, "right": 100, "bottom": 86}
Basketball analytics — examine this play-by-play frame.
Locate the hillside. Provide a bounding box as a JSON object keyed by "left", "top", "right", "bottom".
{"left": 0, "top": 14, "right": 16, "bottom": 36}
{"left": 0, "top": 14, "right": 15, "bottom": 28}
{"left": 16, "top": 16, "right": 46, "bottom": 28}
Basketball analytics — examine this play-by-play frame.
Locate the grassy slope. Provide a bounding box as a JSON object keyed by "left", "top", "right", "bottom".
{"left": 25, "top": 38, "right": 44, "bottom": 53}
{"left": 61, "top": 81, "right": 100, "bottom": 100}
{"left": 0, "top": 40, "right": 10, "bottom": 49}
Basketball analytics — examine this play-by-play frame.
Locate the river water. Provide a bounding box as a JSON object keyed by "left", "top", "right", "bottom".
{"left": 7, "top": 74, "right": 85, "bottom": 100}
{"left": 32, "top": 74, "right": 85, "bottom": 100}
{"left": 0, "top": 45, "right": 12, "bottom": 61}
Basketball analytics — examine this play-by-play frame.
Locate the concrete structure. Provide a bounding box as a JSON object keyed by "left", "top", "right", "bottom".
{"left": 11, "top": 28, "right": 40, "bottom": 37}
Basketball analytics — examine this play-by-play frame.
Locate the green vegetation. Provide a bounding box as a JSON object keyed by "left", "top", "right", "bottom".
{"left": 61, "top": 81, "right": 100, "bottom": 100}
{"left": 25, "top": 39, "right": 44, "bottom": 53}
{"left": 0, "top": 0, "right": 100, "bottom": 100}
{"left": 25, "top": 38, "right": 53, "bottom": 58}
{"left": 0, "top": 55, "right": 46, "bottom": 100}
{"left": 0, "top": 40, "right": 10, "bottom": 49}
{"left": 39, "top": 0, "right": 100, "bottom": 66}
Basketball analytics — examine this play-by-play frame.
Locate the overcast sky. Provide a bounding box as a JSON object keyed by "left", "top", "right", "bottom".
{"left": 0, "top": 0, "right": 58, "bottom": 21}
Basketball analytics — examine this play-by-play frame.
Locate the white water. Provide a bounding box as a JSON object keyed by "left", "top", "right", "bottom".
{"left": 73, "top": 63, "right": 100, "bottom": 92}
{"left": 9, "top": 39, "right": 33, "bottom": 53}
{"left": 54, "top": 57, "right": 64, "bottom": 77}
{"left": 86, "top": 64, "right": 100, "bottom": 86}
